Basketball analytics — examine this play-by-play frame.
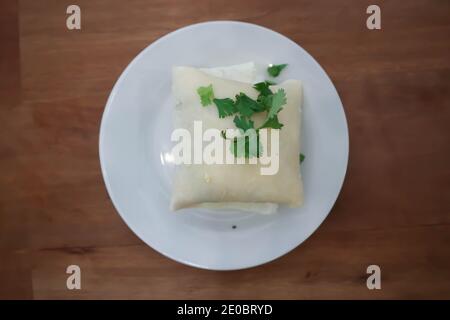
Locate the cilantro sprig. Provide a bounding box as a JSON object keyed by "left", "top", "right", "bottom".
{"left": 197, "top": 81, "right": 288, "bottom": 158}
{"left": 197, "top": 84, "right": 214, "bottom": 106}
{"left": 233, "top": 115, "right": 254, "bottom": 131}
{"left": 267, "top": 64, "right": 288, "bottom": 77}
{"left": 267, "top": 89, "right": 287, "bottom": 119}
{"left": 235, "top": 93, "right": 266, "bottom": 117}
{"left": 213, "top": 98, "right": 236, "bottom": 118}
{"left": 300, "top": 153, "right": 305, "bottom": 163}
{"left": 260, "top": 115, "right": 283, "bottom": 130}
{"left": 253, "top": 81, "right": 273, "bottom": 97}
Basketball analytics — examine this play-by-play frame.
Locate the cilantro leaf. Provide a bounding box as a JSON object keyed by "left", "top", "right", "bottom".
{"left": 259, "top": 115, "right": 284, "bottom": 130}
{"left": 300, "top": 153, "right": 305, "bottom": 163}
{"left": 213, "top": 98, "right": 236, "bottom": 118}
{"left": 254, "top": 81, "right": 275, "bottom": 111}
{"left": 257, "top": 94, "right": 272, "bottom": 111}
{"left": 233, "top": 115, "right": 254, "bottom": 131}
{"left": 197, "top": 84, "right": 214, "bottom": 106}
{"left": 196, "top": 82, "right": 288, "bottom": 159}
{"left": 267, "top": 64, "right": 288, "bottom": 77}
{"left": 235, "top": 93, "right": 265, "bottom": 117}
{"left": 257, "top": 89, "right": 287, "bottom": 130}
{"left": 253, "top": 81, "right": 273, "bottom": 97}
{"left": 267, "top": 89, "right": 287, "bottom": 119}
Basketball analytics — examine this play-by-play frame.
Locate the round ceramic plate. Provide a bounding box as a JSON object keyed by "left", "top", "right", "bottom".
{"left": 99, "top": 21, "right": 349, "bottom": 270}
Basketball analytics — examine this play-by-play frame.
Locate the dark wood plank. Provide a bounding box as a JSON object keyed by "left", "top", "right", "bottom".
{"left": 31, "top": 225, "right": 450, "bottom": 299}
{"left": 0, "top": 0, "right": 33, "bottom": 300}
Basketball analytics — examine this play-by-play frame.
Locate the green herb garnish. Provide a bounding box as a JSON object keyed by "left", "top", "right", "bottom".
{"left": 235, "top": 92, "right": 266, "bottom": 117}
{"left": 213, "top": 98, "right": 236, "bottom": 118}
{"left": 197, "top": 82, "right": 288, "bottom": 159}
{"left": 267, "top": 89, "right": 287, "bottom": 119}
{"left": 233, "top": 115, "right": 255, "bottom": 131}
{"left": 299, "top": 153, "right": 305, "bottom": 163}
{"left": 257, "top": 89, "right": 286, "bottom": 130}
{"left": 253, "top": 81, "right": 273, "bottom": 97}
{"left": 257, "top": 95, "right": 272, "bottom": 111}
{"left": 267, "top": 64, "right": 288, "bottom": 77}
{"left": 197, "top": 84, "right": 214, "bottom": 106}
{"left": 259, "top": 115, "right": 284, "bottom": 130}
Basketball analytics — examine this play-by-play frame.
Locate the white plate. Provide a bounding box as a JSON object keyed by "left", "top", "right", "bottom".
{"left": 99, "top": 21, "right": 349, "bottom": 270}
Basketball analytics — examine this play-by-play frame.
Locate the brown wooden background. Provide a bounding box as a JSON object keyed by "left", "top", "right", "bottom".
{"left": 1, "top": 0, "right": 449, "bottom": 299}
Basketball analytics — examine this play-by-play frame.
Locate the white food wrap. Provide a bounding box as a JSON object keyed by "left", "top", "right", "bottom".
{"left": 171, "top": 63, "right": 303, "bottom": 213}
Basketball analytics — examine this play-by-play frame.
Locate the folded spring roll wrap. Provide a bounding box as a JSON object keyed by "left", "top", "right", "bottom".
{"left": 170, "top": 65, "right": 303, "bottom": 211}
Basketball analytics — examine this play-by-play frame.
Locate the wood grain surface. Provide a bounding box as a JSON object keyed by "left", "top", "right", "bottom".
{"left": 0, "top": 0, "right": 449, "bottom": 299}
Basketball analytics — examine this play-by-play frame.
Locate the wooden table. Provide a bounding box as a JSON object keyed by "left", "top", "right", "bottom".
{"left": 1, "top": 0, "right": 449, "bottom": 299}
